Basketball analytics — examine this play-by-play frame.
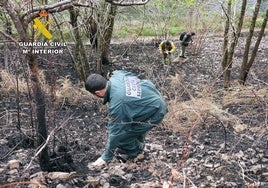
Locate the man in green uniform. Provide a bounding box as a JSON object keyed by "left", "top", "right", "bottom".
{"left": 85, "top": 70, "right": 168, "bottom": 167}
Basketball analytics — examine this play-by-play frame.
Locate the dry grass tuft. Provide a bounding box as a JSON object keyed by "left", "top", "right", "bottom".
{"left": 0, "top": 70, "right": 28, "bottom": 93}
{"left": 169, "top": 73, "right": 183, "bottom": 87}
{"left": 223, "top": 86, "right": 268, "bottom": 107}
{"left": 55, "top": 76, "right": 92, "bottom": 104}
{"left": 163, "top": 97, "right": 240, "bottom": 132}
{"left": 0, "top": 70, "right": 93, "bottom": 105}
{"left": 163, "top": 85, "right": 268, "bottom": 133}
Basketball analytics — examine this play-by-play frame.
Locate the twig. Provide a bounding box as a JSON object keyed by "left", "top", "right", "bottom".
{"left": 121, "top": 5, "right": 146, "bottom": 57}
{"left": 238, "top": 161, "right": 245, "bottom": 180}
{"left": 0, "top": 139, "right": 25, "bottom": 160}
{"left": 208, "top": 113, "right": 227, "bottom": 150}
{"left": 0, "top": 181, "right": 46, "bottom": 188}
{"left": 105, "top": 0, "right": 149, "bottom": 6}
{"left": 182, "top": 168, "right": 186, "bottom": 188}
{"left": 23, "top": 114, "right": 73, "bottom": 171}
{"left": 238, "top": 161, "right": 256, "bottom": 183}
{"left": 182, "top": 168, "right": 197, "bottom": 188}
{"left": 177, "top": 113, "right": 203, "bottom": 169}
{"left": 0, "top": 30, "right": 19, "bottom": 44}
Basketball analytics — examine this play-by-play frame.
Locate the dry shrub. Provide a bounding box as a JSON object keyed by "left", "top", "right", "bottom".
{"left": 0, "top": 69, "right": 28, "bottom": 93}
{"left": 55, "top": 76, "right": 92, "bottom": 104}
{"left": 169, "top": 73, "right": 183, "bottom": 88}
{"left": 163, "top": 97, "right": 239, "bottom": 133}
{"left": 222, "top": 86, "right": 268, "bottom": 134}
{"left": 223, "top": 86, "right": 268, "bottom": 107}
{"left": 163, "top": 85, "right": 268, "bottom": 133}
{"left": 0, "top": 69, "right": 50, "bottom": 94}
{"left": 0, "top": 69, "right": 93, "bottom": 105}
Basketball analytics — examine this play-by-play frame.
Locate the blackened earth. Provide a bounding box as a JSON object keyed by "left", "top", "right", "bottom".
{"left": 0, "top": 35, "right": 267, "bottom": 187}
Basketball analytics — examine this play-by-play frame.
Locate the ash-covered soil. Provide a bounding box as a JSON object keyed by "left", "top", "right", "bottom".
{"left": 0, "top": 35, "right": 267, "bottom": 188}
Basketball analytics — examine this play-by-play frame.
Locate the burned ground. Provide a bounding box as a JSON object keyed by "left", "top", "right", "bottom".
{"left": 0, "top": 35, "right": 267, "bottom": 187}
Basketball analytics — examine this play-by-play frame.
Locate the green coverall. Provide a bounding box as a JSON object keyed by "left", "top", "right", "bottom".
{"left": 101, "top": 70, "right": 168, "bottom": 162}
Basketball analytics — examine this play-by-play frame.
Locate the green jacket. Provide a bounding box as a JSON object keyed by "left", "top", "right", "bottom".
{"left": 101, "top": 70, "right": 168, "bottom": 162}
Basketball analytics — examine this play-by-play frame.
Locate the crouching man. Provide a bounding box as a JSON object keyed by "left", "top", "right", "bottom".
{"left": 159, "top": 40, "right": 176, "bottom": 64}
{"left": 85, "top": 70, "right": 168, "bottom": 167}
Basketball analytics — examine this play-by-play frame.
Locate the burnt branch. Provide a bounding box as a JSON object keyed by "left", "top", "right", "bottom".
{"left": 21, "top": 0, "right": 93, "bottom": 24}
{"left": 105, "top": 0, "right": 150, "bottom": 6}
{"left": 0, "top": 30, "right": 19, "bottom": 44}
{"left": 1, "top": 0, "right": 28, "bottom": 41}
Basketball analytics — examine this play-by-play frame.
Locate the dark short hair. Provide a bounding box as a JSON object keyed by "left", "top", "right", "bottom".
{"left": 165, "top": 40, "right": 171, "bottom": 46}
{"left": 85, "top": 74, "right": 107, "bottom": 94}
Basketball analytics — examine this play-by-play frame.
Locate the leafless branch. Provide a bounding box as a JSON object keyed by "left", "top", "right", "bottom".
{"left": 2, "top": 0, "right": 28, "bottom": 40}
{"left": 0, "top": 138, "right": 24, "bottom": 160}
{"left": 0, "top": 181, "right": 46, "bottom": 188}
{"left": 0, "top": 30, "right": 19, "bottom": 44}
{"left": 105, "top": 0, "right": 150, "bottom": 6}
{"left": 22, "top": 0, "right": 93, "bottom": 24}
{"left": 24, "top": 114, "right": 74, "bottom": 171}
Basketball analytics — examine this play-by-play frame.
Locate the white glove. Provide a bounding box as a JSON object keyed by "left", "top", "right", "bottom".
{"left": 92, "top": 157, "right": 106, "bottom": 167}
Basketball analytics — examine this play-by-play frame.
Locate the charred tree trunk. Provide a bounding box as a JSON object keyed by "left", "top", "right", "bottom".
{"left": 239, "top": 2, "right": 267, "bottom": 85}
{"left": 27, "top": 53, "right": 50, "bottom": 171}
{"left": 69, "top": 7, "right": 90, "bottom": 81}
{"left": 2, "top": 0, "right": 94, "bottom": 172}
{"left": 3, "top": 0, "right": 50, "bottom": 171}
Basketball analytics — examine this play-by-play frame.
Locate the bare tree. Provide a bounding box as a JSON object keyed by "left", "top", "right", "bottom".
{"left": 96, "top": 1, "right": 117, "bottom": 73}
{"left": 221, "top": 0, "right": 267, "bottom": 87}
{"left": 1, "top": 0, "right": 151, "bottom": 170}
{"left": 222, "top": 0, "right": 232, "bottom": 56}
{"left": 0, "top": 0, "right": 91, "bottom": 171}
{"left": 86, "top": 0, "right": 150, "bottom": 74}
{"left": 69, "top": 6, "right": 91, "bottom": 81}
{"left": 221, "top": 0, "right": 247, "bottom": 88}
{"left": 239, "top": 2, "right": 267, "bottom": 85}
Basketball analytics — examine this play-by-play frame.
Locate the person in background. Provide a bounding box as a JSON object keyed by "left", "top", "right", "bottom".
{"left": 85, "top": 70, "right": 168, "bottom": 167}
{"left": 179, "top": 31, "right": 195, "bottom": 58}
{"left": 159, "top": 40, "right": 176, "bottom": 64}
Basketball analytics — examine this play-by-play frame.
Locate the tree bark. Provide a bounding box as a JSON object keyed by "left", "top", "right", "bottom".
{"left": 1, "top": 0, "right": 93, "bottom": 171}
{"left": 239, "top": 1, "right": 267, "bottom": 85}
{"left": 105, "top": 0, "right": 149, "bottom": 6}
{"left": 27, "top": 53, "right": 50, "bottom": 171}
{"left": 221, "top": 0, "right": 231, "bottom": 80}
{"left": 2, "top": 0, "right": 49, "bottom": 171}
{"left": 222, "top": 0, "right": 231, "bottom": 53}
{"left": 221, "top": 0, "right": 247, "bottom": 88}
{"left": 101, "top": 4, "right": 117, "bottom": 66}
{"left": 87, "top": 1, "right": 117, "bottom": 74}
{"left": 69, "top": 7, "right": 90, "bottom": 81}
